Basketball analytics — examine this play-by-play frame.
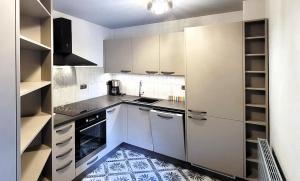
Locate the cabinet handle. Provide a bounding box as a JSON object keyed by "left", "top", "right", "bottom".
{"left": 87, "top": 156, "right": 99, "bottom": 165}
{"left": 56, "top": 148, "right": 73, "bottom": 159}
{"left": 157, "top": 114, "right": 173, "bottom": 119}
{"left": 139, "top": 107, "right": 152, "bottom": 112}
{"left": 56, "top": 137, "right": 73, "bottom": 146}
{"left": 56, "top": 125, "right": 72, "bottom": 134}
{"left": 146, "top": 71, "right": 158, "bottom": 74}
{"left": 120, "top": 70, "right": 131, "bottom": 73}
{"left": 188, "top": 110, "right": 207, "bottom": 115}
{"left": 56, "top": 160, "right": 73, "bottom": 172}
{"left": 188, "top": 116, "right": 207, "bottom": 121}
{"left": 161, "top": 71, "right": 175, "bottom": 75}
{"left": 107, "top": 108, "right": 116, "bottom": 113}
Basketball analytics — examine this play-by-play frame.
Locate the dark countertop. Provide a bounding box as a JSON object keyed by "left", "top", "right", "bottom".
{"left": 54, "top": 95, "right": 185, "bottom": 127}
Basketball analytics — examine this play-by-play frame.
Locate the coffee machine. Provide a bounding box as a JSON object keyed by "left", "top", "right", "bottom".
{"left": 107, "top": 80, "right": 121, "bottom": 96}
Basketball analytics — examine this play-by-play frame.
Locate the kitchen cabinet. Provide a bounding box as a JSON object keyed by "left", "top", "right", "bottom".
{"left": 106, "top": 105, "right": 125, "bottom": 150}
{"left": 187, "top": 115, "right": 244, "bottom": 177}
{"left": 150, "top": 110, "right": 185, "bottom": 160}
{"left": 185, "top": 22, "right": 244, "bottom": 177}
{"left": 159, "top": 32, "right": 185, "bottom": 76}
{"left": 132, "top": 36, "right": 160, "bottom": 74}
{"left": 127, "top": 105, "right": 153, "bottom": 150}
{"left": 104, "top": 39, "right": 133, "bottom": 73}
{"left": 185, "top": 22, "right": 244, "bottom": 121}
{"left": 53, "top": 122, "right": 75, "bottom": 181}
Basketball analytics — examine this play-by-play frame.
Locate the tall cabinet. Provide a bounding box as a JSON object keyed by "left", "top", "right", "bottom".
{"left": 185, "top": 22, "right": 244, "bottom": 178}
{"left": 244, "top": 19, "right": 269, "bottom": 181}
{"left": 19, "top": 0, "right": 53, "bottom": 180}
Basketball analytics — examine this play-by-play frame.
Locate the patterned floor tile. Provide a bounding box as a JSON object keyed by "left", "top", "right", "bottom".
{"left": 107, "top": 150, "right": 126, "bottom": 161}
{"left": 124, "top": 149, "right": 146, "bottom": 159}
{"left": 108, "top": 174, "right": 133, "bottom": 181}
{"left": 128, "top": 159, "right": 153, "bottom": 172}
{"left": 86, "top": 164, "right": 106, "bottom": 177}
{"left": 82, "top": 177, "right": 106, "bottom": 181}
{"left": 159, "top": 170, "right": 186, "bottom": 181}
{"left": 134, "top": 172, "right": 159, "bottom": 181}
{"left": 150, "top": 159, "right": 176, "bottom": 170}
{"left": 81, "top": 147, "right": 220, "bottom": 181}
{"left": 107, "top": 161, "right": 129, "bottom": 174}
{"left": 182, "top": 169, "right": 215, "bottom": 181}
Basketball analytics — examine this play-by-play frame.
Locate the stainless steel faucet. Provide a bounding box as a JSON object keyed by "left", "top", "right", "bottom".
{"left": 139, "top": 80, "right": 144, "bottom": 97}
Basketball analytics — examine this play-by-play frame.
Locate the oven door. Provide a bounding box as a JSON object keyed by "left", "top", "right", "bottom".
{"left": 75, "top": 119, "right": 106, "bottom": 166}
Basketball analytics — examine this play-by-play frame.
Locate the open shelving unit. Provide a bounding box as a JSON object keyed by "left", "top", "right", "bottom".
{"left": 19, "top": 0, "right": 53, "bottom": 180}
{"left": 244, "top": 19, "right": 269, "bottom": 181}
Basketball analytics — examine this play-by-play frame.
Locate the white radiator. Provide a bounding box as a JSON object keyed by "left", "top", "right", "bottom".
{"left": 258, "top": 139, "right": 283, "bottom": 181}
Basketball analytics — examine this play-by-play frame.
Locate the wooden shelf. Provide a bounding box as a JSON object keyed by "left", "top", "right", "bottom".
{"left": 246, "top": 36, "right": 265, "bottom": 40}
{"left": 246, "top": 87, "right": 266, "bottom": 91}
{"left": 246, "top": 53, "right": 266, "bottom": 57}
{"left": 20, "top": 0, "right": 50, "bottom": 18}
{"left": 20, "top": 113, "right": 51, "bottom": 154}
{"left": 21, "top": 145, "right": 51, "bottom": 181}
{"left": 246, "top": 71, "right": 266, "bottom": 74}
{"left": 246, "top": 104, "right": 266, "bottom": 108}
{"left": 20, "top": 35, "right": 51, "bottom": 51}
{"left": 246, "top": 120, "right": 266, "bottom": 126}
{"left": 20, "top": 81, "right": 51, "bottom": 96}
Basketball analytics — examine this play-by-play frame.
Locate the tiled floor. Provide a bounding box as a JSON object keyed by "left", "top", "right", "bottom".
{"left": 82, "top": 147, "right": 220, "bottom": 181}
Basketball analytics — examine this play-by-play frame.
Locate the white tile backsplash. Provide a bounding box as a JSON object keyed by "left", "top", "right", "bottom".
{"left": 53, "top": 66, "right": 112, "bottom": 107}
{"left": 111, "top": 74, "right": 185, "bottom": 100}
{"left": 53, "top": 67, "right": 185, "bottom": 107}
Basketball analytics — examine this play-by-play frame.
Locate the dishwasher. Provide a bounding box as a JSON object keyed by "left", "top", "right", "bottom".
{"left": 149, "top": 109, "right": 185, "bottom": 161}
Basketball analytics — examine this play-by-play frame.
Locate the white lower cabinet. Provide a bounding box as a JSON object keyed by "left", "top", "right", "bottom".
{"left": 53, "top": 122, "right": 76, "bottom": 181}
{"left": 150, "top": 110, "right": 185, "bottom": 160}
{"left": 127, "top": 105, "right": 153, "bottom": 151}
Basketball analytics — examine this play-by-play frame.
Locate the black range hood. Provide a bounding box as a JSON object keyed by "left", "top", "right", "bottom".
{"left": 53, "top": 18, "right": 97, "bottom": 66}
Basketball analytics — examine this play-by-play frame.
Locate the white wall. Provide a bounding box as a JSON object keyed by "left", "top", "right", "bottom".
{"left": 53, "top": 11, "right": 112, "bottom": 66}
{"left": 266, "top": 0, "right": 300, "bottom": 180}
{"left": 243, "top": 0, "right": 266, "bottom": 20}
{"left": 112, "top": 11, "right": 243, "bottom": 38}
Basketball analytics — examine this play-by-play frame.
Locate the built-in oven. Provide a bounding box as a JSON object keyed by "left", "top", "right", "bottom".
{"left": 75, "top": 110, "right": 106, "bottom": 167}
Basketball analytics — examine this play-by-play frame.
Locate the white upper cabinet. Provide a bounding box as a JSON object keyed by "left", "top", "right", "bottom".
{"left": 132, "top": 35, "right": 160, "bottom": 74}
{"left": 159, "top": 32, "right": 185, "bottom": 76}
{"left": 104, "top": 39, "right": 132, "bottom": 73}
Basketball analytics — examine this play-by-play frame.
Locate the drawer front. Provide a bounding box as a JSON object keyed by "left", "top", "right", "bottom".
{"left": 76, "top": 153, "right": 101, "bottom": 176}
{"left": 53, "top": 155, "right": 75, "bottom": 181}
{"left": 53, "top": 122, "right": 75, "bottom": 181}
{"left": 54, "top": 122, "right": 75, "bottom": 144}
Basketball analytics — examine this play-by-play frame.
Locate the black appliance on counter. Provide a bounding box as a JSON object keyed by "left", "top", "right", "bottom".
{"left": 107, "top": 80, "right": 121, "bottom": 96}
{"left": 75, "top": 110, "right": 106, "bottom": 167}
{"left": 53, "top": 18, "right": 97, "bottom": 66}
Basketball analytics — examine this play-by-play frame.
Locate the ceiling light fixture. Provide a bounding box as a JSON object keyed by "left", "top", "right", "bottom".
{"left": 147, "top": 0, "right": 173, "bottom": 15}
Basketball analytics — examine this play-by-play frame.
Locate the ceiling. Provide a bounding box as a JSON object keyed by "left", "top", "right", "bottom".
{"left": 53, "top": 0, "right": 243, "bottom": 29}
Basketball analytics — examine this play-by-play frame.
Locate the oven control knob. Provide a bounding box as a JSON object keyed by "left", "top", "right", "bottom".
{"left": 96, "top": 115, "right": 99, "bottom": 119}
{"left": 86, "top": 119, "right": 89, "bottom": 122}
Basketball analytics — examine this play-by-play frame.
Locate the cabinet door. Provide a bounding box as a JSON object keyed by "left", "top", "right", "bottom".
{"left": 150, "top": 110, "right": 185, "bottom": 160}
{"left": 160, "top": 32, "right": 185, "bottom": 76}
{"left": 127, "top": 105, "right": 153, "bottom": 151}
{"left": 185, "top": 22, "right": 243, "bottom": 121}
{"left": 132, "top": 36, "right": 159, "bottom": 74}
{"left": 187, "top": 115, "right": 244, "bottom": 177}
{"left": 106, "top": 105, "right": 124, "bottom": 151}
{"left": 104, "top": 39, "right": 132, "bottom": 73}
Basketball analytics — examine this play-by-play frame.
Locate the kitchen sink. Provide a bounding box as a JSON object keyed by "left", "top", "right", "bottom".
{"left": 134, "top": 97, "right": 160, "bottom": 104}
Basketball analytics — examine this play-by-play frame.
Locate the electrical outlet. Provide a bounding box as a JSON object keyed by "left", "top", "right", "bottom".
{"left": 80, "top": 84, "right": 87, "bottom": 89}
{"left": 181, "top": 85, "right": 185, "bottom": 90}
